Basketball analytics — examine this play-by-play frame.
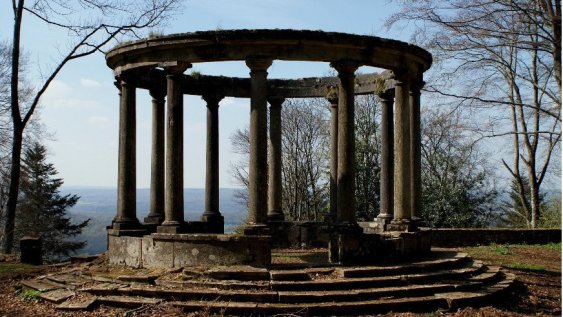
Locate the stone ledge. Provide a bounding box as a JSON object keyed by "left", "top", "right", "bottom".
{"left": 150, "top": 233, "right": 271, "bottom": 242}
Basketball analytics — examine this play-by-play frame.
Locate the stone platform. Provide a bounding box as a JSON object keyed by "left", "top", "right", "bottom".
{"left": 21, "top": 249, "right": 514, "bottom": 315}
{"left": 107, "top": 231, "right": 271, "bottom": 268}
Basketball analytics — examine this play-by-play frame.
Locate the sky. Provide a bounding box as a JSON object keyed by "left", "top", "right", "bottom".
{"left": 0, "top": 0, "right": 412, "bottom": 189}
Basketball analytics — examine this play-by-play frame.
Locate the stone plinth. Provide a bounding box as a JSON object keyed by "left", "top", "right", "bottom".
{"left": 20, "top": 237, "right": 42, "bottom": 265}
{"left": 329, "top": 228, "right": 432, "bottom": 265}
{"left": 107, "top": 232, "right": 271, "bottom": 268}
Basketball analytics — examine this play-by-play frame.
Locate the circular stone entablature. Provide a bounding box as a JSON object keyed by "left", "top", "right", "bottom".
{"left": 106, "top": 29, "right": 432, "bottom": 92}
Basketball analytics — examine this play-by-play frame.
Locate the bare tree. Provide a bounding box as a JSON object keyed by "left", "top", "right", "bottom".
{"left": 354, "top": 94, "right": 381, "bottom": 221}
{"left": 230, "top": 98, "right": 330, "bottom": 222}
{"left": 3, "top": 0, "right": 182, "bottom": 253}
{"left": 421, "top": 109, "right": 498, "bottom": 228}
{"left": 388, "top": 0, "right": 561, "bottom": 228}
{"left": 281, "top": 99, "right": 329, "bottom": 221}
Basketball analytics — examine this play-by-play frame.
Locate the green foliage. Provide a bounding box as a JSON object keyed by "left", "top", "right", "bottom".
{"left": 491, "top": 244, "right": 511, "bottom": 256}
{"left": 421, "top": 110, "right": 497, "bottom": 228}
{"left": 20, "top": 289, "right": 42, "bottom": 302}
{"left": 354, "top": 95, "right": 381, "bottom": 221}
{"left": 539, "top": 197, "right": 561, "bottom": 229}
{"left": 16, "top": 142, "right": 89, "bottom": 261}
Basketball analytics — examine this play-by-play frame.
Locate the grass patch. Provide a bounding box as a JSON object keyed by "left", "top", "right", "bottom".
{"left": 505, "top": 262, "right": 547, "bottom": 271}
{"left": 0, "top": 262, "right": 42, "bottom": 273}
{"left": 491, "top": 244, "right": 512, "bottom": 256}
{"left": 20, "top": 289, "right": 42, "bottom": 302}
{"left": 539, "top": 242, "right": 561, "bottom": 251}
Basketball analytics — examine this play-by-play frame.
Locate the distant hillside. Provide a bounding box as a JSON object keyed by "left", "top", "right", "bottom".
{"left": 60, "top": 187, "right": 247, "bottom": 255}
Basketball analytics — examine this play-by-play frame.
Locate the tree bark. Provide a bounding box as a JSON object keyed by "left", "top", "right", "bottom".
{"left": 3, "top": 0, "right": 25, "bottom": 254}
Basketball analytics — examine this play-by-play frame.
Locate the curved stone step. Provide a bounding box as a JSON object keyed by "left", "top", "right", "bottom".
{"left": 170, "top": 295, "right": 450, "bottom": 315}
{"left": 167, "top": 271, "right": 515, "bottom": 315}
{"left": 339, "top": 252, "right": 469, "bottom": 278}
{"left": 271, "top": 260, "right": 484, "bottom": 291}
{"left": 157, "top": 278, "right": 271, "bottom": 290}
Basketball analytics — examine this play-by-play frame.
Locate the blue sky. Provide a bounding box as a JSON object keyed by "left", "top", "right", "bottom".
{"left": 0, "top": 1, "right": 409, "bottom": 188}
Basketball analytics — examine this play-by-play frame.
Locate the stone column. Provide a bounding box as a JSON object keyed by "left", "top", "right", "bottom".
{"left": 388, "top": 72, "right": 413, "bottom": 231}
{"left": 245, "top": 57, "right": 272, "bottom": 234}
{"left": 201, "top": 93, "right": 225, "bottom": 233}
{"left": 327, "top": 89, "right": 339, "bottom": 222}
{"left": 410, "top": 79, "right": 423, "bottom": 224}
{"left": 113, "top": 75, "right": 141, "bottom": 230}
{"left": 376, "top": 89, "right": 394, "bottom": 225}
{"left": 267, "top": 97, "right": 285, "bottom": 222}
{"left": 331, "top": 61, "right": 359, "bottom": 224}
{"left": 158, "top": 62, "right": 191, "bottom": 233}
{"left": 144, "top": 87, "right": 166, "bottom": 225}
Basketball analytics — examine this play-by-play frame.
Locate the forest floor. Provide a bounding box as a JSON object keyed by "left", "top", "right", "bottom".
{"left": 0, "top": 243, "right": 559, "bottom": 317}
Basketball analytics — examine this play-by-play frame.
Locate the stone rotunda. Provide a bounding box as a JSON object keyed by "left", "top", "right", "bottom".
{"left": 105, "top": 29, "right": 432, "bottom": 268}
{"left": 16, "top": 29, "right": 515, "bottom": 316}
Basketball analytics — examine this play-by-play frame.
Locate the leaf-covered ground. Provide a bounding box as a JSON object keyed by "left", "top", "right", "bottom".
{"left": 0, "top": 243, "right": 559, "bottom": 316}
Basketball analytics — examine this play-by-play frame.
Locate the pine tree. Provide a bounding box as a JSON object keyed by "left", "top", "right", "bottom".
{"left": 502, "top": 176, "right": 547, "bottom": 228}
{"left": 16, "top": 142, "right": 89, "bottom": 260}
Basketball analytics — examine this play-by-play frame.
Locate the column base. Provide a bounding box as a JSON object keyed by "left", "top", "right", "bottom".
{"left": 244, "top": 224, "right": 271, "bottom": 236}
{"left": 328, "top": 222, "right": 363, "bottom": 264}
{"left": 144, "top": 215, "right": 164, "bottom": 225}
{"left": 200, "top": 213, "right": 225, "bottom": 234}
{"left": 386, "top": 219, "right": 419, "bottom": 232}
{"left": 267, "top": 212, "right": 285, "bottom": 222}
{"left": 157, "top": 221, "right": 189, "bottom": 234}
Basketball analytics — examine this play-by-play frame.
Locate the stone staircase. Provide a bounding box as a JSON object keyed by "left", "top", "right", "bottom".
{"left": 20, "top": 250, "right": 514, "bottom": 315}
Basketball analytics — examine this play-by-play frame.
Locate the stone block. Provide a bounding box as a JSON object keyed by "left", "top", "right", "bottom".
{"left": 141, "top": 237, "right": 173, "bottom": 268}
{"left": 108, "top": 235, "right": 142, "bottom": 268}
{"left": 20, "top": 237, "right": 42, "bottom": 265}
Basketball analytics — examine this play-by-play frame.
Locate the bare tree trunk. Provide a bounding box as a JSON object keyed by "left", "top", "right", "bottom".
{"left": 3, "top": 0, "right": 24, "bottom": 254}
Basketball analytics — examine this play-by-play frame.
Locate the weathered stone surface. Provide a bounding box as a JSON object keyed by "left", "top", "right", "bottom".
{"left": 141, "top": 236, "right": 173, "bottom": 268}
{"left": 40, "top": 289, "right": 75, "bottom": 303}
{"left": 205, "top": 266, "right": 270, "bottom": 281}
{"left": 107, "top": 235, "right": 142, "bottom": 268}
{"left": 20, "top": 279, "right": 61, "bottom": 292}
{"left": 56, "top": 297, "right": 97, "bottom": 310}
{"left": 97, "top": 295, "right": 162, "bottom": 307}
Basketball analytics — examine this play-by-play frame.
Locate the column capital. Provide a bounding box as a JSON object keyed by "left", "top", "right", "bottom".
{"left": 149, "top": 86, "right": 166, "bottom": 100}
{"left": 326, "top": 86, "right": 339, "bottom": 106}
{"left": 377, "top": 88, "right": 395, "bottom": 101}
{"left": 246, "top": 57, "right": 273, "bottom": 72}
{"left": 267, "top": 96, "right": 285, "bottom": 107}
{"left": 409, "top": 79, "right": 425, "bottom": 94}
{"left": 202, "top": 93, "right": 225, "bottom": 106}
{"left": 162, "top": 61, "right": 192, "bottom": 75}
{"left": 330, "top": 60, "right": 360, "bottom": 74}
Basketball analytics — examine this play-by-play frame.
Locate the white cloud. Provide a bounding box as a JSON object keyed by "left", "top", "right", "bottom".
{"left": 80, "top": 78, "right": 101, "bottom": 87}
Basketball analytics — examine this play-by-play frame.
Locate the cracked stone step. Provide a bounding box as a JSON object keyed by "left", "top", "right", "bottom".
{"left": 270, "top": 270, "right": 311, "bottom": 281}
{"left": 20, "top": 279, "right": 63, "bottom": 292}
{"left": 56, "top": 297, "right": 97, "bottom": 310}
{"left": 277, "top": 283, "right": 459, "bottom": 303}
{"left": 204, "top": 265, "right": 270, "bottom": 281}
{"left": 88, "top": 285, "right": 278, "bottom": 302}
{"left": 39, "top": 289, "right": 75, "bottom": 303}
{"left": 117, "top": 274, "right": 159, "bottom": 284}
{"left": 270, "top": 261, "right": 484, "bottom": 291}
{"left": 339, "top": 252, "right": 469, "bottom": 278}
{"left": 96, "top": 295, "right": 162, "bottom": 307}
{"left": 171, "top": 295, "right": 450, "bottom": 315}
{"left": 157, "top": 278, "right": 271, "bottom": 290}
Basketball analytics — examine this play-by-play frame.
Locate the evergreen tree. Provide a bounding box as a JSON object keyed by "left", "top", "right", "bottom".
{"left": 502, "top": 176, "right": 547, "bottom": 228}
{"left": 16, "top": 142, "right": 89, "bottom": 260}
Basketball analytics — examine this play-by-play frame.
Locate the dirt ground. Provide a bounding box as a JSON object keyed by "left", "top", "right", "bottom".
{"left": 0, "top": 244, "right": 559, "bottom": 317}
